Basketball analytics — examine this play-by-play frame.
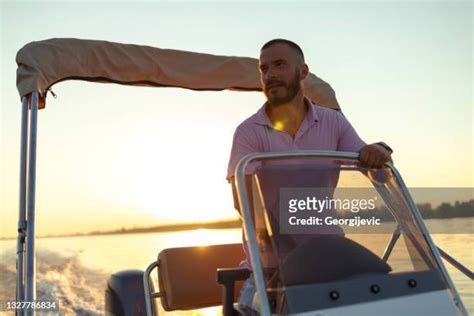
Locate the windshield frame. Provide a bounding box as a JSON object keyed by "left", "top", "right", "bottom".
{"left": 234, "top": 150, "right": 465, "bottom": 315}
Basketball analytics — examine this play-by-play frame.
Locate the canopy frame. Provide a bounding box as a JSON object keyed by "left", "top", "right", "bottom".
{"left": 16, "top": 92, "right": 39, "bottom": 316}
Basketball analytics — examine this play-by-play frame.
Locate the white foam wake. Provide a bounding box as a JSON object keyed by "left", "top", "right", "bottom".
{"left": 1, "top": 248, "right": 108, "bottom": 315}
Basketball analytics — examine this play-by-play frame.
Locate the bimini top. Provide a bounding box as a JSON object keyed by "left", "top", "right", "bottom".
{"left": 16, "top": 38, "right": 340, "bottom": 110}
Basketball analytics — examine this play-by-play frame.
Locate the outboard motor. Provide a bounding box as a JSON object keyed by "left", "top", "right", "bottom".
{"left": 105, "top": 270, "right": 151, "bottom": 316}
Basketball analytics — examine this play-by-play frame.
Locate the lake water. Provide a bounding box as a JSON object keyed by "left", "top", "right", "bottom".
{"left": 0, "top": 218, "right": 472, "bottom": 315}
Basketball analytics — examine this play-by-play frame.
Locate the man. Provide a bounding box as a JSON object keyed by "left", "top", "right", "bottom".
{"left": 226, "top": 39, "right": 393, "bottom": 312}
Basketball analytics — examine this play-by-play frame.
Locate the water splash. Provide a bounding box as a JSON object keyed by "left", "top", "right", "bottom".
{"left": 0, "top": 248, "right": 108, "bottom": 315}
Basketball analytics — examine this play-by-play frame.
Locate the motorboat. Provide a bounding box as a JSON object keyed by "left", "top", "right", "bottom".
{"left": 13, "top": 38, "right": 472, "bottom": 315}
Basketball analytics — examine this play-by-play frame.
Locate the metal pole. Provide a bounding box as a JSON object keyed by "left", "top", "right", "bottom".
{"left": 437, "top": 247, "right": 474, "bottom": 280}
{"left": 143, "top": 260, "right": 160, "bottom": 316}
{"left": 382, "top": 226, "right": 401, "bottom": 262}
{"left": 235, "top": 159, "right": 272, "bottom": 316}
{"left": 16, "top": 96, "right": 29, "bottom": 315}
{"left": 25, "top": 92, "right": 39, "bottom": 306}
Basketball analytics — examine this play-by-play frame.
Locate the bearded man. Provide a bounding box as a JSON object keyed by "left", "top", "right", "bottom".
{"left": 226, "top": 39, "right": 393, "bottom": 312}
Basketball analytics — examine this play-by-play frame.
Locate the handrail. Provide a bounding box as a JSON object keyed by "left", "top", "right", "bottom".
{"left": 143, "top": 260, "right": 162, "bottom": 316}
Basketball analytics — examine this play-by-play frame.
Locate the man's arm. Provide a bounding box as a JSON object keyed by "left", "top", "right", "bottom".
{"left": 226, "top": 126, "right": 260, "bottom": 182}
{"left": 336, "top": 112, "right": 393, "bottom": 169}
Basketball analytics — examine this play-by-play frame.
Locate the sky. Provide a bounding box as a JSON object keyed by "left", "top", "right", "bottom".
{"left": 1, "top": 1, "right": 472, "bottom": 238}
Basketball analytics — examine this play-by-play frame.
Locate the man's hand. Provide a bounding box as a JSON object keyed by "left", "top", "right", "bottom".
{"left": 358, "top": 143, "right": 392, "bottom": 169}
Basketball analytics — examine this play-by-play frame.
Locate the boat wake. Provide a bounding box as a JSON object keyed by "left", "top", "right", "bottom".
{"left": 0, "top": 248, "right": 108, "bottom": 315}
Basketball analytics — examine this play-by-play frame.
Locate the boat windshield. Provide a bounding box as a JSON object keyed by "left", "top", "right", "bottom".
{"left": 243, "top": 157, "right": 452, "bottom": 314}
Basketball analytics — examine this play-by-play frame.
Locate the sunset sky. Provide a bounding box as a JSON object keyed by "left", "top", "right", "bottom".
{"left": 1, "top": 1, "right": 472, "bottom": 238}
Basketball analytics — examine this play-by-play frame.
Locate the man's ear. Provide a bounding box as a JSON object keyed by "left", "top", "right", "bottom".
{"left": 300, "top": 64, "right": 309, "bottom": 80}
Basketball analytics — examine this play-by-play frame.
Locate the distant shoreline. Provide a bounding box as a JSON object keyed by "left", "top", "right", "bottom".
{"left": 1, "top": 199, "right": 472, "bottom": 240}
{"left": 0, "top": 219, "right": 242, "bottom": 240}
{"left": 1, "top": 216, "right": 473, "bottom": 241}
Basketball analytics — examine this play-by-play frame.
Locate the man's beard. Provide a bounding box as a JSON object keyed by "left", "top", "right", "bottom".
{"left": 264, "top": 71, "right": 301, "bottom": 107}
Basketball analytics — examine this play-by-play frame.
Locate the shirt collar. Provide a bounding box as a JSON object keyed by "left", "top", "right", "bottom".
{"left": 254, "top": 96, "right": 319, "bottom": 127}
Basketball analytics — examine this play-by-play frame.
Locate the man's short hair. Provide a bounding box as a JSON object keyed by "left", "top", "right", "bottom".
{"left": 261, "top": 39, "right": 305, "bottom": 62}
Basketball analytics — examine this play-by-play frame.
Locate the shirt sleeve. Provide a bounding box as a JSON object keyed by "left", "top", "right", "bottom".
{"left": 226, "top": 125, "right": 261, "bottom": 181}
{"left": 336, "top": 112, "right": 366, "bottom": 153}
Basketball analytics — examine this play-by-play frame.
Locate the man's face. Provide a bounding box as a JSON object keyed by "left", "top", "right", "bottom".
{"left": 259, "top": 44, "right": 304, "bottom": 106}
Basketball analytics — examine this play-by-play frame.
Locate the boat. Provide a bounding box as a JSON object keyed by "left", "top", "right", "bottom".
{"left": 13, "top": 38, "right": 472, "bottom": 315}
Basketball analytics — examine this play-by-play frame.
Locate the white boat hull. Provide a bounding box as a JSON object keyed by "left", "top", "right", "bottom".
{"left": 293, "top": 290, "right": 461, "bottom": 316}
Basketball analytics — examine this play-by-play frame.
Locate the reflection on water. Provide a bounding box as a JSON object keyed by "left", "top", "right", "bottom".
{"left": 0, "top": 219, "right": 472, "bottom": 315}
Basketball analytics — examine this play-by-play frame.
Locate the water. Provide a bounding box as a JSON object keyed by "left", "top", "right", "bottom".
{"left": 0, "top": 219, "right": 472, "bottom": 315}
{"left": 0, "top": 229, "right": 242, "bottom": 315}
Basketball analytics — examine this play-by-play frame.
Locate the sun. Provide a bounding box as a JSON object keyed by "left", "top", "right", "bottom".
{"left": 111, "top": 121, "right": 237, "bottom": 224}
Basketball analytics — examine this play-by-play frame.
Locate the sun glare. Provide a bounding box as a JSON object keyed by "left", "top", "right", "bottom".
{"left": 110, "top": 118, "right": 237, "bottom": 224}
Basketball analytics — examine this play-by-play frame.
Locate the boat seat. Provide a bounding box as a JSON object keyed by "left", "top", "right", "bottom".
{"left": 156, "top": 243, "right": 249, "bottom": 313}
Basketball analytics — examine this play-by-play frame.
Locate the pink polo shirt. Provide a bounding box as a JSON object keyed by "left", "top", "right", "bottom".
{"left": 227, "top": 97, "right": 366, "bottom": 180}
{"left": 227, "top": 97, "right": 366, "bottom": 270}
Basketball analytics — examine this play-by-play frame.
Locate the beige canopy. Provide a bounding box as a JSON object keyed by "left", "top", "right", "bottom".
{"left": 16, "top": 38, "right": 340, "bottom": 110}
